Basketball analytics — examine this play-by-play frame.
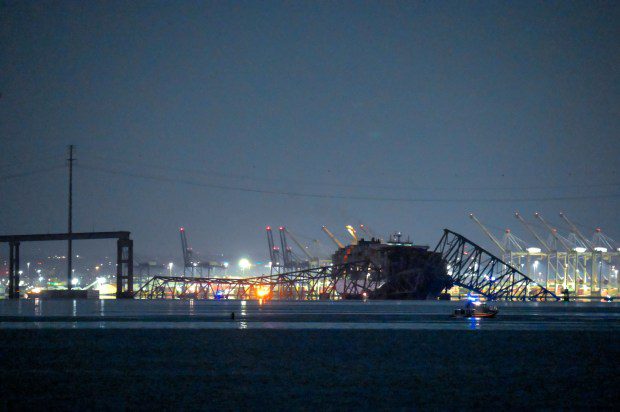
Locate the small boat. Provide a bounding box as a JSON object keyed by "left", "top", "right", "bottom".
{"left": 452, "top": 301, "right": 499, "bottom": 318}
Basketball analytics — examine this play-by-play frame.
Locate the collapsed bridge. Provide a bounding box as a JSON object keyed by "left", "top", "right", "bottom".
{"left": 434, "top": 230, "right": 558, "bottom": 301}
{"left": 136, "top": 229, "right": 559, "bottom": 301}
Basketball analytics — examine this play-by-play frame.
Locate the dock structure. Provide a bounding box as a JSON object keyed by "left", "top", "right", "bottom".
{"left": 469, "top": 213, "right": 619, "bottom": 298}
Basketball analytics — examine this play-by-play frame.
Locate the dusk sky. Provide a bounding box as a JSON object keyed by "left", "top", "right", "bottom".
{"left": 1, "top": 1, "right": 618, "bottom": 269}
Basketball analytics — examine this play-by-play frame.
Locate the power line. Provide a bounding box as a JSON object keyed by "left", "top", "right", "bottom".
{"left": 0, "top": 154, "right": 66, "bottom": 173}
{"left": 0, "top": 166, "right": 65, "bottom": 182}
{"left": 80, "top": 150, "right": 620, "bottom": 192}
{"left": 77, "top": 164, "right": 620, "bottom": 204}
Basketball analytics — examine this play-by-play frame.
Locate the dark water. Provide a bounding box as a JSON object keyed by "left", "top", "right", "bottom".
{"left": 1, "top": 299, "right": 618, "bottom": 330}
{"left": 2, "top": 300, "right": 618, "bottom": 409}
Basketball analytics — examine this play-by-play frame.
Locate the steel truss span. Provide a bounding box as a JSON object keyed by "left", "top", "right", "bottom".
{"left": 434, "top": 229, "right": 559, "bottom": 301}
{"left": 135, "top": 261, "right": 384, "bottom": 300}
{"left": 136, "top": 229, "right": 559, "bottom": 301}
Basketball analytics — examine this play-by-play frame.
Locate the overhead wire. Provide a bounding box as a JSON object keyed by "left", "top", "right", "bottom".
{"left": 77, "top": 163, "right": 620, "bottom": 204}
{"left": 79, "top": 149, "right": 620, "bottom": 192}
{"left": 0, "top": 165, "right": 65, "bottom": 182}
{"left": 0, "top": 153, "right": 67, "bottom": 173}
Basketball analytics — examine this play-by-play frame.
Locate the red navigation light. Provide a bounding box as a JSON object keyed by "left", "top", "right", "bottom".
{"left": 596, "top": 228, "right": 601, "bottom": 232}
{"left": 279, "top": 226, "right": 284, "bottom": 230}
{"left": 266, "top": 226, "right": 271, "bottom": 230}
{"left": 180, "top": 227, "right": 185, "bottom": 231}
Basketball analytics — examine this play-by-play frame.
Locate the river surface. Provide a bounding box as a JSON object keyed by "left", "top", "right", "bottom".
{"left": 1, "top": 299, "right": 618, "bottom": 330}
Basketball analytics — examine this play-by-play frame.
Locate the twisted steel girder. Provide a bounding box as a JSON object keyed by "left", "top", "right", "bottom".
{"left": 434, "top": 229, "right": 559, "bottom": 301}
{"left": 134, "top": 260, "right": 383, "bottom": 300}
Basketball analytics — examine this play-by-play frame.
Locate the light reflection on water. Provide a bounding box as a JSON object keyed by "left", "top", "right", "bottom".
{"left": 0, "top": 299, "right": 617, "bottom": 331}
{"left": 468, "top": 317, "right": 481, "bottom": 331}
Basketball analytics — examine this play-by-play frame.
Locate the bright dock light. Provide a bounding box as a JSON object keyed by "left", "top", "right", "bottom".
{"left": 238, "top": 258, "right": 251, "bottom": 270}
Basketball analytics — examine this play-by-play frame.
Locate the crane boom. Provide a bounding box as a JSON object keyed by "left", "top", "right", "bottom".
{"left": 559, "top": 212, "right": 594, "bottom": 252}
{"left": 284, "top": 228, "right": 313, "bottom": 260}
{"left": 534, "top": 213, "right": 572, "bottom": 251}
{"left": 514, "top": 212, "right": 551, "bottom": 252}
{"left": 265, "top": 226, "right": 281, "bottom": 267}
{"left": 359, "top": 224, "right": 374, "bottom": 239}
{"left": 322, "top": 226, "right": 344, "bottom": 249}
{"left": 179, "top": 227, "right": 191, "bottom": 268}
{"left": 469, "top": 213, "right": 506, "bottom": 254}
{"left": 279, "top": 226, "right": 293, "bottom": 267}
{"left": 345, "top": 225, "right": 358, "bottom": 244}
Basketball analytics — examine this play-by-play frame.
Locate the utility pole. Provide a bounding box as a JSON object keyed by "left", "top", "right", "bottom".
{"left": 67, "top": 145, "right": 75, "bottom": 290}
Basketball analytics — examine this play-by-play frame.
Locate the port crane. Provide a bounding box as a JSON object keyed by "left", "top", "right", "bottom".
{"left": 534, "top": 213, "right": 571, "bottom": 251}
{"left": 469, "top": 213, "right": 506, "bottom": 255}
{"left": 514, "top": 212, "right": 551, "bottom": 252}
{"left": 266, "top": 226, "right": 282, "bottom": 273}
{"left": 278, "top": 226, "right": 293, "bottom": 269}
{"left": 345, "top": 225, "right": 359, "bottom": 245}
{"left": 358, "top": 224, "right": 378, "bottom": 241}
{"left": 322, "top": 226, "right": 345, "bottom": 249}
{"left": 284, "top": 228, "right": 314, "bottom": 262}
{"left": 559, "top": 212, "right": 594, "bottom": 252}
{"left": 179, "top": 227, "right": 226, "bottom": 277}
{"left": 534, "top": 213, "right": 582, "bottom": 289}
{"left": 592, "top": 228, "right": 617, "bottom": 251}
{"left": 279, "top": 227, "right": 311, "bottom": 270}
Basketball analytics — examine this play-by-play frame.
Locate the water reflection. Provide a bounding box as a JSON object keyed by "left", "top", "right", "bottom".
{"left": 34, "top": 298, "right": 41, "bottom": 316}
{"left": 468, "top": 317, "right": 481, "bottom": 330}
{"left": 0, "top": 300, "right": 617, "bottom": 331}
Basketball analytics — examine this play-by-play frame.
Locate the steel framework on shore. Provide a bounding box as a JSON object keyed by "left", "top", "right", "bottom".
{"left": 470, "top": 212, "right": 619, "bottom": 297}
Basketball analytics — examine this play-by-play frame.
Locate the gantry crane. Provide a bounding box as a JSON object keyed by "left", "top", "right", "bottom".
{"left": 514, "top": 212, "right": 551, "bottom": 252}
{"left": 278, "top": 227, "right": 311, "bottom": 270}
{"left": 534, "top": 213, "right": 581, "bottom": 289}
{"left": 592, "top": 228, "right": 617, "bottom": 251}
{"left": 559, "top": 212, "right": 594, "bottom": 252}
{"left": 284, "top": 227, "right": 314, "bottom": 262}
{"left": 560, "top": 212, "right": 602, "bottom": 291}
{"left": 265, "top": 226, "right": 282, "bottom": 273}
{"left": 469, "top": 213, "right": 506, "bottom": 255}
{"left": 179, "top": 227, "right": 226, "bottom": 277}
{"left": 278, "top": 226, "right": 293, "bottom": 269}
{"left": 534, "top": 213, "right": 572, "bottom": 251}
{"left": 180, "top": 227, "right": 193, "bottom": 274}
